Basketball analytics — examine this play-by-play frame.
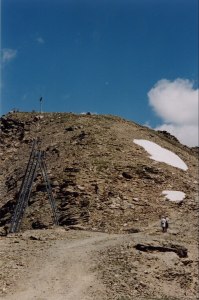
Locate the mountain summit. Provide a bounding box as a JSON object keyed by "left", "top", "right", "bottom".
{"left": 0, "top": 112, "right": 198, "bottom": 299}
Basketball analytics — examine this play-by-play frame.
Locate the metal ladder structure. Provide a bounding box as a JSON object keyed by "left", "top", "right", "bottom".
{"left": 9, "top": 139, "right": 59, "bottom": 233}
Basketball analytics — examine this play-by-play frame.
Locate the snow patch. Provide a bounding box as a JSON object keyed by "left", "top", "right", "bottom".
{"left": 162, "top": 190, "right": 186, "bottom": 202}
{"left": 133, "top": 139, "right": 188, "bottom": 171}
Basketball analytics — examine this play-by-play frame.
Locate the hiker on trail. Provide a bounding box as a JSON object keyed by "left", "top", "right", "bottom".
{"left": 160, "top": 216, "right": 167, "bottom": 233}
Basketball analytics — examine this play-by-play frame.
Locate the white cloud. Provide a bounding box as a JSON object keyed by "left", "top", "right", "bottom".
{"left": 36, "top": 37, "right": 45, "bottom": 44}
{"left": 148, "top": 79, "right": 198, "bottom": 147}
{"left": 1, "top": 48, "right": 17, "bottom": 64}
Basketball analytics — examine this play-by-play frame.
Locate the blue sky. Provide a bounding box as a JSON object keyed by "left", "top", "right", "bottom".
{"left": 1, "top": 0, "right": 198, "bottom": 142}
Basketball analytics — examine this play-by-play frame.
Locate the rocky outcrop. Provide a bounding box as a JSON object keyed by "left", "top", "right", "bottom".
{"left": 135, "top": 243, "right": 188, "bottom": 258}
{"left": 0, "top": 112, "right": 198, "bottom": 234}
{"left": 157, "top": 130, "right": 180, "bottom": 143}
{"left": 0, "top": 112, "right": 198, "bottom": 300}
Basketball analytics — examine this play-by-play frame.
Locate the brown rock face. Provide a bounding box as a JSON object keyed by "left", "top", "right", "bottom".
{"left": 0, "top": 112, "right": 198, "bottom": 300}
{"left": 0, "top": 112, "right": 198, "bottom": 234}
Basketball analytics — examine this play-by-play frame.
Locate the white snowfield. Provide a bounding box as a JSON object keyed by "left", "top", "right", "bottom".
{"left": 133, "top": 139, "right": 188, "bottom": 171}
{"left": 162, "top": 190, "right": 186, "bottom": 202}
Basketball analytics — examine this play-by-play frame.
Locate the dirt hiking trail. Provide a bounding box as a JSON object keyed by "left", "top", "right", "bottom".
{"left": 0, "top": 226, "right": 198, "bottom": 300}
{"left": 0, "top": 229, "right": 131, "bottom": 300}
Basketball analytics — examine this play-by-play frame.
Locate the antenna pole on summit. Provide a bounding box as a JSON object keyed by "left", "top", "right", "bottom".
{"left": 39, "top": 97, "right": 43, "bottom": 113}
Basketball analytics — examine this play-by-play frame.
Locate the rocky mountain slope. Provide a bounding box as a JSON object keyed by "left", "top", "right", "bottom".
{"left": 0, "top": 112, "right": 198, "bottom": 299}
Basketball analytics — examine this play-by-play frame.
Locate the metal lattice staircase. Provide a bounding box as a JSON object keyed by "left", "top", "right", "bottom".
{"left": 9, "top": 139, "right": 59, "bottom": 233}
